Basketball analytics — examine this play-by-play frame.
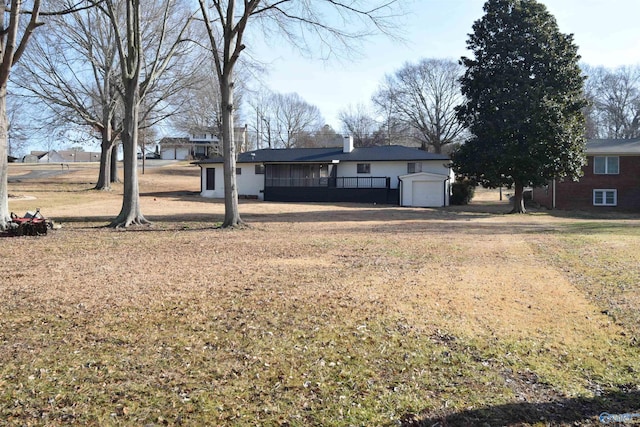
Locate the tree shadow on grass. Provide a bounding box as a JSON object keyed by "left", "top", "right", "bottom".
{"left": 48, "top": 209, "right": 551, "bottom": 235}
{"left": 139, "top": 190, "right": 202, "bottom": 199}
{"left": 400, "top": 388, "right": 640, "bottom": 427}
{"left": 540, "top": 208, "right": 640, "bottom": 221}
{"left": 555, "top": 221, "right": 640, "bottom": 236}
{"left": 51, "top": 213, "right": 223, "bottom": 228}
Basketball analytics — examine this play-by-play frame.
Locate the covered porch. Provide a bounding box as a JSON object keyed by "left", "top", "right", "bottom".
{"left": 263, "top": 163, "right": 398, "bottom": 204}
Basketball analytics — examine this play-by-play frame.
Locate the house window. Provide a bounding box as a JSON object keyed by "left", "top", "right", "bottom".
{"left": 407, "top": 162, "right": 422, "bottom": 174}
{"left": 255, "top": 164, "right": 265, "bottom": 175}
{"left": 594, "top": 156, "right": 619, "bottom": 174}
{"left": 593, "top": 189, "right": 617, "bottom": 206}
{"left": 357, "top": 163, "right": 371, "bottom": 174}
{"left": 206, "top": 168, "right": 215, "bottom": 190}
{"left": 236, "top": 167, "right": 242, "bottom": 175}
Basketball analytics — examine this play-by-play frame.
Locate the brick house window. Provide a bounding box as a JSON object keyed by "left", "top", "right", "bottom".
{"left": 594, "top": 156, "right": 619, "bottom": 174}
{"left": 236, "top": 167, "right": 242, "bottom": 175}
{"left": 357, "top": 163, "right": 371, "bottom": 174}
{"left": 593, "top": 189, "right": 617, "bottom": 206}
{"left": 206, "top": 168, "right": 215, "bottom": 190}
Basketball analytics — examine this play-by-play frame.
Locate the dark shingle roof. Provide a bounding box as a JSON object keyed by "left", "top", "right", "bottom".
{"left": 586, "top": 138, "right": 640, "bottom": 154}
{"left": 194, "top": 145, "right": 450, "bottom": 164}
{"left": 159, "top": 137, "right": 191, "bottom": 146}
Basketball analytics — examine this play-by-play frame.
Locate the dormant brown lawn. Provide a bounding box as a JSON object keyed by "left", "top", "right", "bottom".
{"left": 2, "top": 162, "right": 639, "bottom": 426}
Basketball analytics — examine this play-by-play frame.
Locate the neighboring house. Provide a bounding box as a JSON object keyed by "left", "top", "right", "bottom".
{"left": 160, "top": 127, "right": 248, "bottom": 160}
{"left": 23, "top": 150, "right": 101, "bottom": 163}
{"left": 193, "top": 136, "right": 453, "bottom": 207}
{"left": 532, "top": 138, "right": 640, "bottom": 211}
{"left": 160, "top": 137, "right": 208, "bottom": 160}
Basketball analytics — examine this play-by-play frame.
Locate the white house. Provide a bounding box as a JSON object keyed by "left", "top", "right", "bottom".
{"left": 193, "top": 136, "right": 453, "bottom": 207}
{"left": 160, "top": 135, "right": 219, "bottom": 160}
{"left": 160, "top": 127, "right": 248, "bottom": 160}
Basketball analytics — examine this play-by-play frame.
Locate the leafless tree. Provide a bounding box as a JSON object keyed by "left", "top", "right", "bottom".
{"left": 170, "top": 55, "right": 245, "bottom": 156}
{"left": 373, "top": 92, "right": 412, "bottom": 146}
{"left": 91, "top": 0, "right": 194, "bottom": 227}
{"left": 171, "top": 65, "right": 222, "bottom": 137}
{"left": 338, "top": 103, "right": 382, "bottom": 147}
{"left": 197, "top": 0, "right": 402, "bottom": 227}
{"left": 0, "top": 1, "right": 48, "bottom": 230}
{"left": 584, "top": 64, "right": 640, "bottom": 139}
{"left": 6, "top": 94, "right": 28, "bottom": 157}
{"left": 290, "top": 124, "right": 343, "bottom": 148}
{"left": 270, "top": 92, "right": 323, "bottom": 148}
{"left": 310, "top": 124, "right": 342, "bottom": 147}
{"left": 247, "top": 88, "right": 275, "bottom": 149}
{"left": 581, "top": 64, "right": 601, "bottom": 139}
{"left": 373, "top": 58, "right": 466, "bottom": 153}
{"left": 14, "top": 0, "right": 122, "bottom": 189}
{"left": 16, "top": 0, "right": 199, "bottom": 191}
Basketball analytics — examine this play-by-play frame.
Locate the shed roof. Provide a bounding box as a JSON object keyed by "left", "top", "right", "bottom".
{"left": 194, "top": 145, "right": 450, "bottom": 165}
{"left": 586, "top": 138, "right": 640, "bottom": 155}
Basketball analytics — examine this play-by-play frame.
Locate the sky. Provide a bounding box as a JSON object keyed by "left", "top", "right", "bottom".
{"left": 248, "top": 0, "right": 640, "bottom": 131}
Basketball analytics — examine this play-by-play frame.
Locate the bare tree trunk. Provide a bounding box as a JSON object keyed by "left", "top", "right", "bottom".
{"left": 221, "top": 72, "right": 242, "bottom": 227}
{"left": 110, "top": 81, "right": 148, "bottom": 227}
{"left": 510, "top": 181, "right": 526, "bottom": 214}
{"left": 110, "top": 143, "right": 120, "bottom": 183}
{"left": 95, "top": 127, "right": 113, "bottom": 190}
{"left": 0, "top": 85, "right": 9, "bottom": 230}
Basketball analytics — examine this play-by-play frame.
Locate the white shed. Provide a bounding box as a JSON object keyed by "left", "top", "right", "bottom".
{"left": 399, "top": 172, "right": 450, "bottom": 207}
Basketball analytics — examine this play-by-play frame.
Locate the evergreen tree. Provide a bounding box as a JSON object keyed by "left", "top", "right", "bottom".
{"left": 453, "top": 0, "right": 587, "bottom": 213}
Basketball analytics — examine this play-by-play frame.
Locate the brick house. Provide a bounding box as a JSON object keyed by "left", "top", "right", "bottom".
{"left": 532, "top": 138, "right": 640, "bottom": 211}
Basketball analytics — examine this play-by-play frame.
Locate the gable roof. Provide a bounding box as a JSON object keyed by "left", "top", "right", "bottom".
{"left": 586, "top": 138, "right": 640, "bottom": 155}
{"left": 159, "top": 137, "right": 192, "bottom": 146}
{"left": 194, "top": 145, "right": 450, "bottom": 165}
{"left": 399, "top": 171, "right": 449, "bottom": 180}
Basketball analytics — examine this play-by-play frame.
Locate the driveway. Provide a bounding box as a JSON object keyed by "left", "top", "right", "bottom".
{"left": 8, "top": 168, "right": 73, "bottom": 182}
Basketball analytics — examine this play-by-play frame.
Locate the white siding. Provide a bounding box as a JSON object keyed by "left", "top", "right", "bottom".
{"left": 200, "top": 159, "right": 451, "bottom": 205}
{"left": 200, "top": 166, "right": 225, "bottom": 198}
{"left": 337, "top": 161, "right": 450, "bottom": 189}
{"left": 236, "top": 163, "right": 264, "bottom": 200}
{"left": 200, "top": 163, "right": 264, "bottom": 200}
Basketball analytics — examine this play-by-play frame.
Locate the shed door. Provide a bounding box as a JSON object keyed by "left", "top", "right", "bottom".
{"left": 411, "top": 181, "right": 442, "bottom": 207}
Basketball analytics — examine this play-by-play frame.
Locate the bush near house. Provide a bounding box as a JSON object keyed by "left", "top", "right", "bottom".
{"left": 450, "top": 179, "right": 475, "bottom": 205}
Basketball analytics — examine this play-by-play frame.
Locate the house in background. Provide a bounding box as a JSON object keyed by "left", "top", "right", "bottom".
{"left": 23, "top": 150, "right": 101, "bottom": 163}
{"left": 160, "top": 136, "right": 216, "bottom": 160}
{"left": 532, "top": 138, "right": 640, "bottom": 211}
{"left": 193, "top": 136, "right": 453, "bottom": 207}
{"left": 160, "top": 126, "right": 248, "bottom": 160}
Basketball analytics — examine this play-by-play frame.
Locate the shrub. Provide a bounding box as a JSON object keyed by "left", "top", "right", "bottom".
{"left": 450, "top": 180, "right": 475, "bottom": 205}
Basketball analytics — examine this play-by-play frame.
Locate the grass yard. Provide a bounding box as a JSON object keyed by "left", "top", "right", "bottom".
{"left": 2, "top": 161, "right": 640, "bottom": 426}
